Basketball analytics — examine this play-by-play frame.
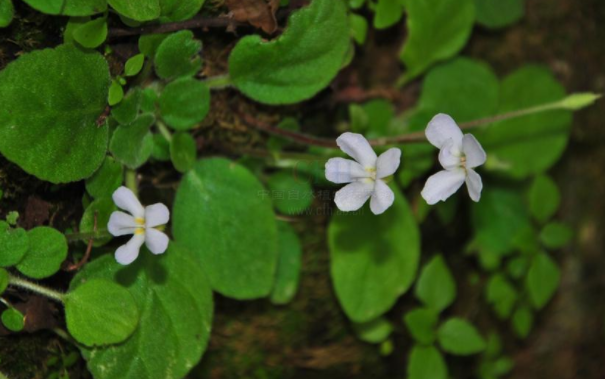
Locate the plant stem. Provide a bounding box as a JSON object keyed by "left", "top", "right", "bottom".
{"left": 107, "top": 15, "right": 247, "bottom": 38}
{"left": 8, "top": 275, "right": 65, "bottom": 303}
{"left": 203, "top": 74, "right": 233, "bottom": 89}
{"left": 157, "top": 120, "right": 173, "bottom": 142}
{"left": 65, "top": 229, "right": 111, "bottom": 243}
{"left": 125, "top": 169, "right": 138, "bottom": 196}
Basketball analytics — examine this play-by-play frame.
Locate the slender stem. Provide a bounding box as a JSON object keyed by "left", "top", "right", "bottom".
{"left": 157, "top": 120, "right": 173, "bottom": 142}
{"left": 65, "top": 229, "right": 111, "bottom": 243}
{"left": 203, "top": 74, "right": 233, "bottom": 90}
{"left": 107, "top": 15, "right": 247, "bottom": 38}
{"left": 8, "top": 275, "right": 65, "bottom": 303}
{"left": 53, "top": 327, "right": 77, "bottom": 345}
{"left": 125, "top": 169, "right": 138, "bottom": 196}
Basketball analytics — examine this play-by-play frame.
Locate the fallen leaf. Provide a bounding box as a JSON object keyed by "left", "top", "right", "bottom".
{"left": 226, "top": 0, "right": 280, "bottom": 34}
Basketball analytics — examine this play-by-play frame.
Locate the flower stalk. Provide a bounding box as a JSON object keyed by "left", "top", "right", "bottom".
{"left": 8, "top": 274, "right": 65, "bottom": 303}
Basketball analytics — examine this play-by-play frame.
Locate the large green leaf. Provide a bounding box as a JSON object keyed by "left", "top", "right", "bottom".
{"left": 154, "top": 31, "right": 202, "bottom": 80}
{"left": 400, "top": 0, "right": 475, "bottom": 80}
{"left": 437, "top": 318, "right": 486, "bottom": 356}
{"left": 108, "top": 0, "right": 160, "bottom": 21}
{"left": 229, "top": 0, "right": 350, "bottom": 105}
{"left": 21, "top": 0, "right": 106, "bottom": 16}
{"left": 478, "top": 66, "right": 572, "bottom": 179}
{"left": 415, "top": 255, "right": 456, "bottom": 312}
{"left": 71, "top": 244, "right": 213, "bottom": 379}
{"left": 474, "top": 0, "right": 524, "bottom": 29}
{"left": 159, "top": 77, "right": 210, "bottom": 130}
{"left": 407, "top": 345, "right": 448, "bottom": 379}
{"left": 328, "top": 185, "right": 420, "bottom": 322}
{"left": 0, "top": 45, "right": 110, "bottom": 183}
{"left": 173, "top": 158, "right": 279, "bottom": 299}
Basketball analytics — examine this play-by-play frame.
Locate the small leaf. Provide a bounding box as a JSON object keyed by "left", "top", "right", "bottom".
{"left": 1, "top": 308, "right": 24, "bottom": 332}
{"left": 526, "top": 252, "right": 560, "bottom": 309}
{"left": 0, "top": 221, "right": 29, "bottom": 267}
{"left": 73, "top": 17, "right": 108, "bottom": 48}
{"left": 108, "top": 80, "right": 124, "bottom": 106}
{"left": 559, "top": 92, "right": 602, "bottom": 111}
{"left": 349, "top": 13, "right": 368, "bottom": 45}
{"left": 138, "top": 34, "right": 168, "bottom": 58}
{"left": 485, "top": 274, "right": 517, "bottom": 319}
{"left": 65, "top": 279, "right": 139, "bottom": 347}
{"left": 528, "top": 175, "right": 560, "bottom": 223}
{"left": 112, "top": 88, "right": 142, "bottom": 125}
{"left": 110, "top": 114, "right": 155, "bottom": 169}
{"left": 539, "top": 222, "right": 573, "bottom": 249}
{"left": 415, "top": 255, "right": 456, "bottom": 312}
{"left": 151, "top": 133, "right": 171, "bottom": 161}
{"left": 474, "top": 0, "right": 524, "bottom": 29}
{"left": 108, "top": 0, "right": 160, "bottom": 21}
{"left": 159, "top": 78, "right": 210, "bottom": 130}
{"left": 0, "top": 0, "right": 14, "bottom": 28}
{"left": 266, "top": 171, "right": 313, "bottom": 215}
{"left": 437, "top": 318, "right": 486, "bottom": 356}
{"left": 124, "top": 54, "right": 145, "bottom": 77}
{"left": 229, "top": 0, "right": 350, "bottom": 105}
{"left": 159, "top": 0, "right": 205, "bottom": 22}
{"left": 373, "top": 0, "right": 404, "bottom": 29}
{"left": 80, "top": 197, "right": 117, "bottom": 247}
{"left": 353, "top": 317, "right": 394, "bottom": 344}
{"left": 154, "top": 31, "right": 202, "bottom": 80}
{"left": 169, "top": 132, "right": 197, "bottom": 173}
{"left": 21, "top": 0, "right": 106, "bottom": 16}
{"left": 407, "top": 345, "right": 448, "bottom": 379}
{"left": 512, "top": 306, "right": 533, "bottom": 339}
{"left": 16, "top": 227, "right": 68, "bottom": 279}
{"left": 270, "top": 221, "right": 302, "bottom": 305}
{"left": 404, "top": 308, "right": 439, "bottom": 345}
{"left": 86, "top": 156, "right": 124, "bottom": 199}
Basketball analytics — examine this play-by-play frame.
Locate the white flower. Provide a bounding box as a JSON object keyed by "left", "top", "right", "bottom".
{"left": 325, "top": 132, "right": 401, "bottom": 215}
{"left": 421, "top": 114, "right": 487, "bottom": 205}
{"left": 107, "top": 186, "right": 170, "bottom": 265}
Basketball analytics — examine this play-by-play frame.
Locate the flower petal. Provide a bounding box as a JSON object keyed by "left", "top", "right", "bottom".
{"left": 107, "top": 211, "right": 138, "bottom": 237}
{"left": 465, "top": 168, "right": 483, "bottom": 202}
{"left": 112, "top": 186, "right": 145, "bottom": 218}
{"left": 376, "top": 148, "right": 402, "bottom": 179}
{"left": 462, "top": 134, "right": 487, "bottom": 168}
{"left": 334, "top": 181, "right": 373, "bottom": 212}
{"left": 370, "top": 180, "right": 395, "bottom": 215}
{"left": 115, "top": 233, "right": 145, "bottom": 265}
{"left": 145, "top": 203, "right": 170, "bottom": 228}
{"left": 325, "top": 158, "right": 369, "bottom": 184}
{"left": 145, "top": 228, "right": 169, "bottom": 255}
{"left": 438, "top": 139, "right": 461, "bottom": 170}
{"left": 421, "top": 169, "right": 466, "bottom": 205}
{"left": 336, "top": 132, "right": 377, "bottom": 168}
{"left": 426, "top": 113, "right": 463, "bottom": 149}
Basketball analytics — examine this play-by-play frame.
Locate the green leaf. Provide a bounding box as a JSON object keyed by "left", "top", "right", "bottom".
{"left": 328, "top": 185, "right": 420, "bottom": 322}
{"left": 110, "top": 114, "right": 155, "bottom": 169}
{"left": 112, "top": 88, "right": 142, "bottom": 125}
{"left": 507, "top": 255, "right": 529, "bottom": 279}
{"left": 485, "top": 274, "right": 517, "bottom": 319}
{"left": 404, "top": 308, "right": 439, "bottom": 345}
{"left": 159, "top": 0, "right": 205, "bottom": 22}
{"left": 16, "top": 227, "right": 67, "bottom": 279}
{"left": 65, "top": 279, "right": 139, "bottom": 347}
{"left": 400, "top": 0, "right": 475, "bottom": 80}
{"left": 270, "top": 221, "right": 302, "bottom": 305}
{"left": 86, "top": 156, "right": 124, "bottom": 198}
{"left": 0, "top": 221, "right": 29, "bottom": 267}
{"left": 0, "top": 45, "right": 110, "bottom": 183}
{"left": 374, "top": 0, "right": 404, "bottom": 29}
{"left": 108, "top": 79, "right": 124, "bottom": 106}
{"left": 21, "top": 0, "right": 106, "bottom": 16}
{"left": 349, "top": 0, "right": 365, "bottom": 9}
{"left": 528, "top": 175, "right": 561, "bottom": 223}
{"left": 474, "top": 0, "right": 524, "bottom": 29}
{"left": 437, "top": 318, "right": 486, "bottom": 355}
{"left": 478, "top": 66, "right": 572, "bottom": 179}
{"left": 173, "top": 158, "right": 278, "bottom": 299}
{"left": 0, "top": 0, "right": 14, "bottom": 28}
{"left": 108, "top": 0, "right": 160, "bottom": 21}
{"left": 170, "top": 132, "right": 196, "bottom": 173}
{"left": 229, "top": 0, "right": 350, "bottom": 105}
{"left": 154, "top": 31, "right": 202, "bottom": 80}
{"left": 266, "top": 171, "right": 313, "bottom": 215}
{"left": 418, "top": 58, "right": 500, "bottom": 122}
{"left": 539, "top": 222, "right": 573, "bottom": 249}
{"left": 80, "top": 197, "right": 117, "bottom": 247}
{"left": 349, "top": 13, "right": 368, "bottom": 45}
{"left": 407, "top": 345, "right": 448, "bottom": 379}
{"left": 353, "top": 317, "right": 394, "bottom": 344}
{"left": 124, "top": 54, "right": 145, "bottom": 77}
{"left": 526, "top": 252, "right": 560, "bottom": 309}
{"left": 415, "top": 255, "right": 456, "bottom": 312}
{"left": 0, "top": 268, "right": 8, "bottom": 294}
{"left": 512, "top": 306, "right": 533, "bottom": 339}
{"left": 159, "top": 78, "right": 210, "bottom": 130}
{"left": 73, "top": 17, "right": 108, "bottom": 48}
{"left": 139, "top": 34, "right": 168, "bottom": 58}
{"left": 151, "top": 133, "right": 171, "bottom": 161}
{"left": 1, "top": 308, "right": 24, "bottom": 332}
{"left": 71, "top": 244, "right": 213, "bottom": 379}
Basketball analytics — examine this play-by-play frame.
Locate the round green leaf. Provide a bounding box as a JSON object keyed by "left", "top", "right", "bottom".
{"left": 229, "top": 0, "right": 350, "bottom": 105}
{"left": 169, "top": 132, "right": 197, "bottom": 173}
{"left": 65, "top": 279, "right": 139, "bottom": 347}
{"left": 407, "top": 345, "right": 448, "bottom": 379}
{"left": 16, "top": 227, "right": 68, "bottom": 279}
{"left": 0, "top": 44, "right": 110, "bottom": 183}
{"left": 328, "top": 185, "right": 420, "bottom": 322}
{"left": 400, "top": 0, "right": 475, "bottom": 80}
{"left": 270, "top": 221, "right": 302, "bottom": 305}
{"left": 1, "top": 308, "right": 24, "bottom": 332}
{"left": 373, "top": 0, "right": 405, "bottom": 29}
{"left": 0, "top": 0, "right": 14, "bottom": 28}
{"left": 404, "top": 308, "right": 439, "bottom": 345}
{"left": 528, "top": 175, "right": 561, "bottom": 224}
{"left": 154, "top": 31, "right": 202, "bottom": 80}
{"left": 266, "top": 171, "right": 313, "bottom": 215}
{"left": 353, "top": 317, "right": 394, "bottom": 344}
{"left": 110, "top": 114, "right": 155, "bottom": 169}
{"left": 159, "top": 0, "right": 205, "bottom": 22}
{"left": 349, "top": 13, "right": 368, "bottom": 45}
{"left": 159, "top": 78, "right": 210, "bottom": 130}
{"left": 124, "top": 54, "right": 145, "bottom": 77}
{"left": 526, "top": 252, "right": 560, "bottom": 309}
{"left": 71, "top": 243, "right": 213, "bottom": 379}
{"left": 21, "top": 0, "right": 106, "bottom": 16}
{"left": 173, "top": 158, "right": 279, "bottom": 299}
{"left": 108, "top": 0, "right": 160, "bottom": 21}
{"left": 85, "top": 156, "right": 124, "bottom": 199}
{"left": 437, "top": 317, "right": 486, "bottom": 355}
{"left": 73, "top": 17, "right": 108, "bottom": 49}
{"left": 415, "top": 254, "right": 456, "bottom": 312}
{"left": 108, "top": 80, "right": 124, "bottom": 106}
{"left": 151, "top": 133, "right": 170, "bottom": 161}
{"left": 0, "top": 221, "right": 29, "bottom": 267}
{"left": 0, "top": 267, "right": 8, "bottom": 294}
{"left": 539, "top": 222, "right": 573, "bottom": 249}
{"left": 80, "top": 197, "right": 117, "bottom": 247}
{"left": 474, "top": 0, "right": 524, "bottom": 29}
{"left": 512, "top": 306, "right": 533, "bottom": 339}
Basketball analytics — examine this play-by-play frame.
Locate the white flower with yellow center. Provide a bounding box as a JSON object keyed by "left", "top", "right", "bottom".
{"left": 325, "top": 132, "right": 401, "bottom": 215}
{"left": 421, "top": 113, "right": 487, "bottom": 205}
{"left": 107, "top": 186, "right": 170, "bottom": 265}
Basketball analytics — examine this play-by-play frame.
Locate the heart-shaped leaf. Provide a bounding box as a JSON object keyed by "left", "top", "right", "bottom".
{"left": 16, "top": 227, "right": 67, "bottom": 279}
